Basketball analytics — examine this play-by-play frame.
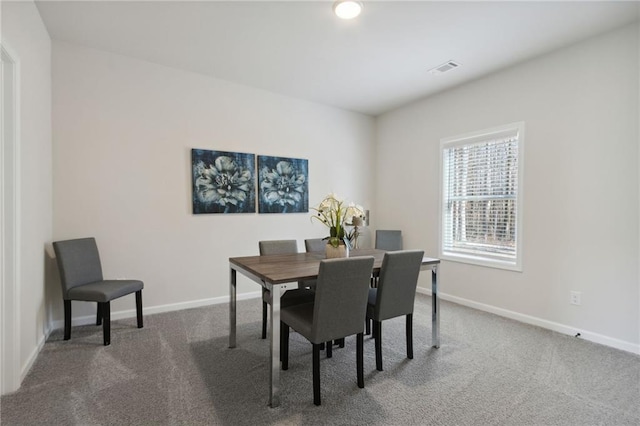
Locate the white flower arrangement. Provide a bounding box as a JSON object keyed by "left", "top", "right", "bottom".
{"left": 311, "top": 193, "right": 365, "bottom": 248}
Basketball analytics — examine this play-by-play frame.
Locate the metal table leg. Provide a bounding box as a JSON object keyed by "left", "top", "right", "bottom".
{"left": 229, "top": 268, "right": 236, "bottom": 348}
{"left": 269, "top": 284, "right": 281, "bottom": 407}
{"left": 431, "top": 264, "right": 440, "bottom": 348}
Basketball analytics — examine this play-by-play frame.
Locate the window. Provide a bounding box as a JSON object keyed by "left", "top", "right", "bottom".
{"left": 439, "top": 122, "right": 524, "bottom": 271}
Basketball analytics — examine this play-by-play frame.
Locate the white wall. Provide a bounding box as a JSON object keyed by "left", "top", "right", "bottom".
{"left": 375, "top": 24, "right": 639, "bottom": 352}
{"left": 51, "top": 42, "right": 375, "bottom": 321}
{"left": 1, "top": 0, "right": 53, "bottom": 389}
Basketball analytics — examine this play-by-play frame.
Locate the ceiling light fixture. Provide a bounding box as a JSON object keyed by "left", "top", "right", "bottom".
{"left": 333, "top": 1, "right": 363, "bottom": 19}
{"left": 428, "top": 60, "right": 461, "bottom": 75}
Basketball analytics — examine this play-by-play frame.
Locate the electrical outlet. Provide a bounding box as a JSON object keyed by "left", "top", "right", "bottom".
{"left": 570, "top": 291, "right": 581, "bottom": 306}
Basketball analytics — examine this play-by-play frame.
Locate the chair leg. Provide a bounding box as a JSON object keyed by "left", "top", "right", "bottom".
{"left": 63, "top": 300, "right": 71, "bottom": 340}
{"left": 96, "top": 303, "right": 102, "bottom": 326}
{"left": 365, "top": 318, "right": 371, "bottom": 335}
{"left": 102, "top": 302, "right": 111, "bottom": 346}
{"left": 374, "top": 320, "right": 383, "bottom": 371}
{"left": 338, "top": 338, "right": 345, "bottom": 348}
{"left": 136, "top": 291, "right": 143, "bottom": 328}
{"left": 281, "top": 322, "right": 289, "bottom": 370}
{"left": 261, "top": 301, "right": 268, "bottom": 340}
{"left": 313, "top": 343, "right": 321, "bottom": 406}
{"left": 326, "top": 341, "right": 332, "bottom": 358}
{"left": 406, "top": 313, "right": 413, "bottom": 359}
{"left": 357, "top": 333, "right": 364, "bottom": 388}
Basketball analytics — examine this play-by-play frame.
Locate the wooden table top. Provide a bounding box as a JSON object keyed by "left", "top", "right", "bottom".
{"left": 229, "top": 248, "right": 439, "bottom": 284}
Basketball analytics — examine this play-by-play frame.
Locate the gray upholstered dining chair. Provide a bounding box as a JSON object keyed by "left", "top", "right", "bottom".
{"left": 302, "top": 238, "right": 325, "bottom": 290}
{"left": 305, "top": 237, "right": 344, "bottom": 350}
{"left": 280, "top": 256, "right": 375, "bottom": 406}
{"left": 52, "top": 237, "right": 144, "bottom": 346}
{"left": 366, "top": 250, "right": 424, "bottom": 371}
{"left": 260, "top": 240, "right": 315, "bottom": 340}
{"left": 304, "top": 238, "right": 326, "bottom": 254}
{"left": 375, "top": 230, "right": 403, "bottom": 251}
{"left": 371, "top": 230, "right": 404, "bottom": 291}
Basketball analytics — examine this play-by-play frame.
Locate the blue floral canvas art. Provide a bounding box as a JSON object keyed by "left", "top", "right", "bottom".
{"left": 258, "top": 155, "right": 309, "bottom": 213}
{"left": 192, "top": 149, "right": 256, "bottom": 214}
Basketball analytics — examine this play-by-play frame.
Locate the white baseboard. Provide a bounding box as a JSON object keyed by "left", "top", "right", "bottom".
{"left": 21, "top": 327, "right": 51, "bottom": 384}
{"left": 416, "top": 287, "right": 640, "bottom": 355}
{"left": 49, "top": 290, "right": 262, "bottom": 331}
{"left": 40, "top": 287, "right": 640, "bottom": 370}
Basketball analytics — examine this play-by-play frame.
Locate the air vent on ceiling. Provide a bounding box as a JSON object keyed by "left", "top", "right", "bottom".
{"left": 428, "top": 60, "right": 461, "bottom": 75}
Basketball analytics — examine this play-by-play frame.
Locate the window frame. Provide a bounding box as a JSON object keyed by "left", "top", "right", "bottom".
{"left": 438, "top": 122, "right": 524, "bottom": 272}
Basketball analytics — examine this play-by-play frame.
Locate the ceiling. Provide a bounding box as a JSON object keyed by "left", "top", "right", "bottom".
{"left": 35, "top": 1, "right": 639, "bottom": 116}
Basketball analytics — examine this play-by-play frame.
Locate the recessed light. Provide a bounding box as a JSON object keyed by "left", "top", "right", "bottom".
{"left": 333, "top": 1, "right": 363, "bottom": 20}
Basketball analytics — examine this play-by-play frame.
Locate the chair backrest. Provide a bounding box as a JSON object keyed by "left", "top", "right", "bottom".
{"left": 375, "top": 230, "right": 403, "bottom": 251}
{"left": 259, "top": 240, "right": 298, "bottom": 255}
{"left": 311, "top": 256, "right": 374, "bottom": 343}
{"left": 305, "top": 238, "right": 326, "bottom": 253}
{"left": 373, "top": 250, "right": 424, "bottom": 321}
{"left": 53, "top": 237, "right": 104, "bottom": 298}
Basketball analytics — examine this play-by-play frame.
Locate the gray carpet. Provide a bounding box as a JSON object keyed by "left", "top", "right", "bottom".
{"left": 1, "top": 294, "right": 639, "bottom": 425}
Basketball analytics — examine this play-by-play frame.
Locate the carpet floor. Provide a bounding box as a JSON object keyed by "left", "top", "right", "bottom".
{"left": 1, "top": 294, "right": 639, "bottom": 425}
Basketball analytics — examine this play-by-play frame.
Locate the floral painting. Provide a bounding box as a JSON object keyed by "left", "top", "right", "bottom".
{"left": 258, "top": 155, "right": 308, "bottom": 213}
{"left": 192, "top": 149, "right": 256, "bottom": 214}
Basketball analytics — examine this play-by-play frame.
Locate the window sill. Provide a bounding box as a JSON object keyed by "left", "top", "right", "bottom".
{"left": 439, "top": 251, "right": 522, "bottom": 272}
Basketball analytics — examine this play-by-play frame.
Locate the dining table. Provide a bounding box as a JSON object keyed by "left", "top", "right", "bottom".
{"left": 228, "top": 248, "right": 440, "bottom": 407}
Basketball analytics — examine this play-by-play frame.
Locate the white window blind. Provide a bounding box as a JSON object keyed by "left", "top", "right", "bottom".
{"left": 440, "top": 123, "right": 523, "bottom": 270}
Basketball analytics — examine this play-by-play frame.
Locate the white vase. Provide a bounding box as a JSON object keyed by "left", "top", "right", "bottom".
{"left": 325, "top": 243, "right": 349, "bottom": 258}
